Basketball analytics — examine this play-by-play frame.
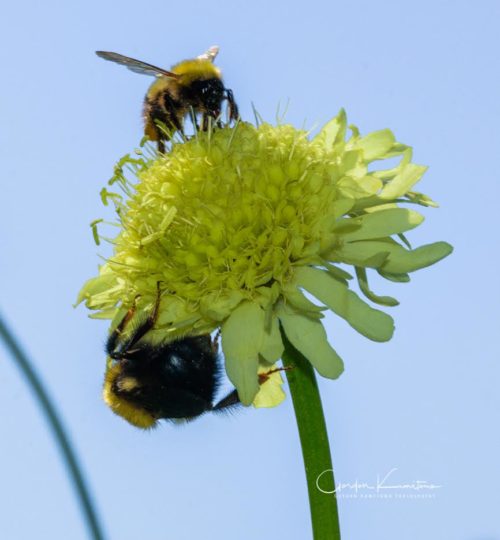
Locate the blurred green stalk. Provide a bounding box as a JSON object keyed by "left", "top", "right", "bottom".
{"left": 0, "top": 313, "right": 106, "bottom": 540}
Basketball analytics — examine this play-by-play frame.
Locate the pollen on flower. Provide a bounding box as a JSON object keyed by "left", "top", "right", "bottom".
{"left": 79, "top": 110, "right": 452, "bottom": 406}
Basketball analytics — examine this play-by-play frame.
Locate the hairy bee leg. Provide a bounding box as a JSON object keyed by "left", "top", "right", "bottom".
{"left": 212, "top": 388, "right": 240, "bottom": 412}
{"left": 153, "top": 93, "right": 185, "bottom": 150}
{"left": 131, "top": 282, "right": 162, "bottom": 342}
{"left": 225, "top": 88, "right": 239, "bottom": 122}
{"left": 212, "top": 366, "right": 293, "bottom": 412}
{"left": 163, "top": 93, "right": 184, "bottom": 136}
{"left": 124, "top": 282, "right": 163, "bottom": 349}
{"left": 202, "top": 113, "right": 209, "bottom": 131}
{"left": 117, "top": 303, "right": 138, "bottom": 335}
{"left": 106, "top": 296, "right": 140, "bottom": 355}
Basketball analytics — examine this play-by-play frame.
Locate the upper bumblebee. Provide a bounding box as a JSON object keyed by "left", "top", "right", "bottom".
{"left": 96, "top": 45, "right": 238, "bottom": 153}
{"left": 79, "top": 110, "right": 452, "bottom": 405}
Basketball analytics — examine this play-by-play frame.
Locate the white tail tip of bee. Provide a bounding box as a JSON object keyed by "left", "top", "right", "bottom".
{"left": 198, "top": 45, "right": 219, "bottom": 62}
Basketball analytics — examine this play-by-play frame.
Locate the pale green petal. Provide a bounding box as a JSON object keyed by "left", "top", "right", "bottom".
{"left": 362, "top": 203, "right": 399, "bottom": 213}
{"left": 330, "top": 240, "right": 393, "bottom": 268}
{"left": 406, "top": 191, "right": 439, "bottom": 208}
{"left": 355, "top": 267, "right": 399, "bottom": 307}
{"left": 336, "top": 175, "right": 383, "bottom": 198}
{"left": 75, "top": 274, "right": 119, "bottom": 307}
{"left": 282, "top": 286, "right": 325, "bottom": 317}
{"left": 155, "top": 296, "right": 192, "bottom": 325}
{"left": 277, "top": 304, "right": 344, "bottom": 379}
{"left": 84, "top": 284, "right": 124, "bottom": 310}
{"left": 315, "top": 108, "right": 347, "bottom": 149}
{"left": 335, "top": 239, "right": 453, "bottom": 274}
{"left": 378, "top": 270, "right": 411, "bottom": 283}
{"left": 295, "top": 266, "right": 394, "bottom": 342}
{"left": 338, "top": 149, "right": 362, "bottom": 176}
{"left": 356, "top": 129, "right": 396, "bottom": 161}
{"left": 322, "top": 262, "right": 353, "bottom": 282}
{"left": 331, "top": 198, "right": 355, "bottom": 219}
{"left": 397, "top": 232, "right": 412, "bottom": 249}
{"left": 372, "top": 147, "right": 413, "bottom": 180}
{"left": 383, "top": 142, "right": 410, "bottom": 158}
{"left": 380, "top": 163, "right": 428, "bottom": 200}
{"left": 259, "top": 316, "right": 284, "bottom": 363}
{"left": 340, "top": 209, "right": 424, "bottom": 242}
{"left": 221, "top": 301, "right": 264, "bottom": 405}
{"left": 199, "top": 290, "right": 245, "bottom": 321}
{"left": 89, "top": 308, "right": 119, "bottom": 320}
{"left": 381, "top": 241, "right": 454, "bottom": 273}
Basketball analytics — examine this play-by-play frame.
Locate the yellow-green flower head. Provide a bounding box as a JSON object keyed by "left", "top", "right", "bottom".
{"left": 78, "top": 110, "right": 452, "bottom": 406}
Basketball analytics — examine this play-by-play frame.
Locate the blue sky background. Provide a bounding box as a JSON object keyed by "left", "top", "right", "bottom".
{"left": 1, "top": 1, "right": 499, "bottom": 539}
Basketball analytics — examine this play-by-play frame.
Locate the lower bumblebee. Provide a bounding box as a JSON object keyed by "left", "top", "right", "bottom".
{"left": 96, "top": 46, "right": 239, "bottom": 152}
{"left": 103, "top": 286, "right": 277, "bottom": 429}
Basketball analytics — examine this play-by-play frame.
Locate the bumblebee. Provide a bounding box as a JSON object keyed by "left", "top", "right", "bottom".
{"left": 96, "top": 46, "right": 239, "bottom": 152}
{"left": 104, "top": 287, "right": 278, "bottom": 428}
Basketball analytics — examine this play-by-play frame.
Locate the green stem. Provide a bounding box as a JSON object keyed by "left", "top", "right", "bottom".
{"left": 282, "top": 332, "right": 341, "bottom": 540}
{"left": 0, "top": 313, "right": 106, "bottom": 540}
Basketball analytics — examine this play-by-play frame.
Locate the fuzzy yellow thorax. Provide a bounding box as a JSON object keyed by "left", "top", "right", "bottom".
{"left": 171, "top": 59, "right": 221, "bottom": 83}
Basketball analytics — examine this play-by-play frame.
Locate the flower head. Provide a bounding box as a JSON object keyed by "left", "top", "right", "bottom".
{"left": 78, "top": 110, "right": 452, "bottom": 405}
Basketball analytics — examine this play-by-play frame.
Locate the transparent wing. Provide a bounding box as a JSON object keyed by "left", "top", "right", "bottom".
{"left": 95, "top": 51, "right": 179, "bottom": 78}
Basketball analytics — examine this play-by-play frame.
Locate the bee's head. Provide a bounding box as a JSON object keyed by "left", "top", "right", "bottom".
{"left": 103, "top": 359, "right": 159, "bottom": 429}
{"left": 189, "top": 77, "right": 226, "bottom": 118}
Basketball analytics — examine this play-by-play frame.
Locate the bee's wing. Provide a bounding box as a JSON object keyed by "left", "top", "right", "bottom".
{"left": 197, "top": 45, "right": 219, "bottom": 62}
{"left": 95, "top": 51, "right": 179, "bottom": 78}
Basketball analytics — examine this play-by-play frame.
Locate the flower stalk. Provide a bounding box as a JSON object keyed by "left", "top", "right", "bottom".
{"left": 282, "top": 329, "right": 341, "bottom": 539}
{"left": 0, "top": 313, "right": 106, "bottom": 540}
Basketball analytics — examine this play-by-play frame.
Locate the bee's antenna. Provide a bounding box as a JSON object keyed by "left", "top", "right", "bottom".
{"left": 198, "top": 45, "right": 219, "bottom": 62}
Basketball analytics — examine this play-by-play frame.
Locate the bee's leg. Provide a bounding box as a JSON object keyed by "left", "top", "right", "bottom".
{"left": 124, "top": 282, "right": 163, "bottom": 349}
{"left": 201, "top": 113, "right": 209, "bottom": 131}
{"left": 106, "top": 295, "right": 140, "bottom": 355}
{"left": 212, "top": 388, "right": 240, "bottom": 412}
{"left": 212, "top": 366, "right": 293, "bottom": 413}
{"left": 116, "top": 301, "right": 138, "bottom": 335}
{"left": 149, "top": 99, "right": 170, "bottom": 153}
{"left": 225, "top": 89, "right": 240, "bottom": 123}
{"left": 163, "top": 94, "right": 184, "bottom": 139}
